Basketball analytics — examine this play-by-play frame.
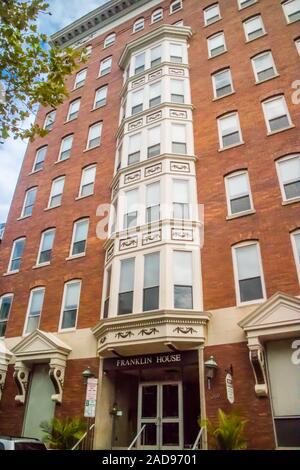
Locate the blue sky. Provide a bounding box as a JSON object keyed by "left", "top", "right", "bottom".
{"left": 0, "top": 0, "right": 107, "bottom": 222}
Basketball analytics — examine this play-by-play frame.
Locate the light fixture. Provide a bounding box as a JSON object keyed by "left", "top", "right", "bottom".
{"left": 204, "top": 355, "right": 218, "bottom": 390}
{"left": 81, "top": 367, "right": 95, "bottom": 384}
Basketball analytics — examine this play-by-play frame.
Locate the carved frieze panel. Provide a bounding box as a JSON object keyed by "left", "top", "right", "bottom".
{"left": 142, "top": 230, "right": 161, "bottom": 245}
{"left": 146, "top": 111, "right": 162, "bottom": 124}
{"left": 124, "top": 170, "right": 141, "bottom": 184}
{"left": 119, "top": 236, "right": 138, "bottom": 251}
{"left": 169, "top": 109, "right": 187, "bottom": 119}
{"left": 132, "top": 77, "right": 146, "bottom": 88}
{"left": 170, "top": 161, "right": 190, "bottom": 173}
{"left": 128, "top": 119, "right": 143, "bottom": 131}
{"left": 169, "top": 68, "right": 185, "bottom": 76}
{"left": 171, "top": 228, "right": 193, "bottom": 241}
{"left": 148, "top": 69, "right": 162, "bottom": 81}
{"left": 145, "top": 162, "right": 162, "bottom": 178}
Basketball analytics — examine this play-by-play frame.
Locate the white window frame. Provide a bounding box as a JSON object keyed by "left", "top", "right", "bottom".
{"left": 225, "top": 171, "right": 254, "bottom": 216}
{"left": 93, "top": 85, "right": 108, "bottom": 109}
{"left": 32, "top": 146, "right": 47, "bottom": 172}
{"left": 291, "top": 230, "right": 300, "bottom": 283}
{"left": 78, "top": 165, "right": 96, "bottom": 198}
{"left": 86, "top": 122, "right": 102, "bottom": 149}
{"left": 133, "top": 18, "right": 145, "bottom": 33}
{"left": 170, "top": 0, "right": 183, "bottom": 14}
{"left": 262, "top": 95, "right": 292, "bottom": 134}
{"left": 67, "top": 99, "right": 80, "bottom": 122}
{"left": 212, "top": 68, "right": 234, "bottom": 99}
{"left": 276, "top": 154, "right": 300, "bottom": 202}
{"left": 59, "top": 279, "right": 81, "bottom": 332}
{"left": 8, "top": 237, "right": 25, "bottom": 273}
{"left": 0, "top": 294, "right": 13, "bottom": 338}
{"left": 238, "top": 0, "right": 257, "bottom": 10}
{"left": 282, "top": 0, "right": 300, "bottom": 24}
{"left": 99, "top": 57, "right": 112, "bottom": 77}
{"left": 58, "top": 134, "right": 73, "bottom": 161}
{"left": 21, "top": 187, "right": 37, "bottom": 218}
{"left": 48, "top": 176, "right": 65, "bottom": 209}
{"left": 43, "top": 110, "right": 56, "bottom": 131}
{"left": 74, "top": 69, "right": 87, "bottom": 89}
{"left": 243, "top": 15, "right": 266, "bottom": 42}
{"left": 295, "top": 38, "right": 300, "bottom": 55}
{"left": 217, "top": 112, "right": 243, "bottom": 150}
{"left": 251, "top": 51, "right": 278, "bottom": 83}
{"left": 204, "top": 3, "right": 221, "bottom": 26}
{"left": 207, "top": 31, "right": 227, "bottom": 58}
{"left": 36, "top": 228, "right": 55, "bottom": 266}
{"left": 69, "top": 218, "right": 89, "bottom": 258}
{"left": 104, "top": 33, "right": 116, "bottom": 48}
{"left": 232, "top": 241, "right": 266, "bottom": 306}
{"left": 23, "top": 287, "right": 45, "bottom": 336}
{"left": 151, "top": 8, "right": 163, "bottom": 23}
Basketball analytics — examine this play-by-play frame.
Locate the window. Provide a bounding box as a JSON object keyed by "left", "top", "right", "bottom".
{"left": 103, "top": 268, "right": 111, "bottom": 318}
{"left": 173, "top": 179, "right": 189, "bottom": 219}
{"left": 262, "top": 96, "right": 292, "bottom": 133}
{"left": 128, "top": 133, "right": 141, "bottom": 165}
{"left": 146, "top": 181, "right": 160, "bottom": 223}
{"left": 58, "top": 135, "right": 73, "bottom": 161}
{"left": 94, "top": 86, "right": 107, "bottom": 109}
{"left": 0, "top": 294, "right": 13, "bottom": 337}
{"left": 147, "top": 126, "right": 161, "bottom": 158}
{"left": 70, "top": 219, "right": 89, "bottom": 257}
{"left": 208, "top": 32, "right": 226, "bottom": 57}
{"left": 32, "top": 146, "right": 47, "bottom": 172}
{"left": 104, "top": 33, "right": 116, "bottom": 48}
{"left": 170, "top": 43, "right": 183, "bottom": 63}
{"left": 173, "top": 19, "right": 184, "bottom": 26}
{"left": 131, "top": 90, "right": 143, "bottom": 115}
{"left": 171, "top": 124, "right": 187, "bottom": 154}
{"left": 37, "top": 229, "right": 55, "bottom": 265}
{"left": 24, "top": 288, "right": 45, "bottom": 335}
{"left": 44, "top": 110, "right": 56, "bottom": 131}
{"left": 295, "top": 38, "right": 300, "bottom": 55}
{"left": 48, "top": 177, "right": 65, "bottom": 208}
{"left": 212, "top": 68, "right": 233, "bottom": 98}
{"left": 87, "top": 122, "right": 102, "bottom": 149}
{"left": 149, "top": 81, "right": 161, "bottom": 108}
{"left": 134, "top": 52, "right": 145, "bottom": 74}
{"left": 291, "top": 230, "right": 300, "bottom": 282}
{"left": 152, "top": 8, "right": 163, "bottom": 23}
{"left": 282, "top": 0, "right": 300, "bottom": 23}
{"left": 67, "top": 99, "right": 80, "bottom": 121}
{"left": 133, "top": 18, "right": 144, "bottom": 33}
{"left": 171, "top": 79, "right": 184, "bottom": 103}
{"left": 151, "top": 45, "right": 162, "bottom": 67}
{"left": 218, "top": 112, "right": 243, "bottom": 149}
{"left": 8, "top": 238, "right": 25, "bottom": 272}
{"left": 60, "top": 280, "right": 81, "bottom": 330}
{"left": 233, "top": 242, "right": 265, "bottom": 304}
{"left": 21, "top": 187, "right": 37, "bottom": 218}
{"left": 243, "top": 15, "right": 265, "bottom": 41}
{"left": 204, "top": 4, "right": 221, "bottom": 25}
{"left": 173, "top": 251, "right": 193, "bottom": 309}
{"left": 170, "top": 0, "right": 182, "bottom": 14}
{"left": 238, "top": 0, "right": 257, "bottom": 9}
{"left": 124, "top": 189, "right": 138, "bottom": 229}
{"left": 85, "top": 45, "right": 92, "bottom": 57}
{"left": 99, "top": 57, "right": 112, "bottom": 76}
{"left": 143, "top": 252, "right": 160, "bottom": 311}
{"left": 251, "top": 52, "right": 277, "bottom": 83}
{"left": 225, "top": 171, "right": 253, "bottom": 215}
{"left": 74, "top": 69, "right": 87, "bottom": 89}
{"left": 79, "top": 165, "right": 96, "bottom": 197}
{"left": 118, "top": 258, "right": 135, "bottom": 315}
{"left": 276, "top": 155, "right": 300, "bottom": 201}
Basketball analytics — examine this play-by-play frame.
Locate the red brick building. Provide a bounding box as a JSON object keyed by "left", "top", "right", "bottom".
{"left": 0, "top": 0, "right": 299, "bottom": 450}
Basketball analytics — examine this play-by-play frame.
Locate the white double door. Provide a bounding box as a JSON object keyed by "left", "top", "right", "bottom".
{"left": 137, "top": 381, "right": 183, "bottom": 450}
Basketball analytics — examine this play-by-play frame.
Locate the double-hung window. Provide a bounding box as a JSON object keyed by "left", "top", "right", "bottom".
{"left": 48, "top": 177, "right": 65, "bottom": 208}
{"left": 252, "top": 52, "right": 277, "bottom": 83}
{"left": 8, "top": 238, "right": 25, "bottom": 272}
{"left": 60, "top": 280, "right": 81, "bottom": 330}
{"left": 295, "top": 38, "right": 300, "bottom": 55}
{"left": 134, "top": 52, "right": 145, "bottom": 75}
{"left": 44, "top": 110, "right": 56, "bottom": 131}
{"left": 276, "top": 155, "right": 300, "bottom": 201}
{"left": 212, "top": 69, "right": 233, "bottom": 98}
{"left": 99, "top": 57, "right": 112, "bottom": 76}
{"left": 67, "top": 99, "right": 80, "bottom": 121}
{"left": 133, "top": 18, "right": 144, "bottom": 33}
{"left": 0, "top": 294, "right": 13, "bottom": 337}
{"left": 131, "top": 90, "right": 143, "bottom": 115}
{"left": 233, "top": 242, "right": 265, "bottom": 304}
{"left": 21, "top": 187, "right": 37, "bottom": 218}
{"left": 170, "top": 43, "right": 183, "bottom": 63}
{"left": 291, "top": 230, "right": 300, "bottom": 282}
{"left": 243, "top": 15, "right": 265, "bottom": 41}
{"left": 128, "top": 133, "right": 141, "bottom": 165}
{"left": 104, "top": 33, "right": 116, "bottom": 48}
{"left": 225, "top": 171, "right": 253, "bottom": 215}
{"left": 208, "top": 32, "right": 226, "bottom": 57}
{"left": 204, "top": 4, "right": 221, "bottom": 25}
{"left": 171, "top": 124, "right": 187, "bottom": 154}
{"left": 94, "top": 86, "right": 107, "bottom": 109}
{"left": 218, "top": 112, "right": 242, "bottom": 148}
{"left": 152, "top": 8, "right": 163, "bottom": 23}
{"left": 282, "top": 0, "right": 300, "bottom": 23}
{"left": 143, "top": 252, "right": 160, "bottom": 311}
{"left": 151, "top": 45, "right": 162, "bottom": 67}
{"left": 59, "top": 135, "right": 73, "bottom": 161}
{"left": 146, "top": 181, "right": 160, "bottom": 223}
{"left": 87, "top": 122, "right": 102, "bottom": 149}
{"left": 149, "top": 81, "right": 161, "bottom": 108}
{"left": 70, "top": 219, "right": 89, "bottom": 257}
{"left": 74, "top": 69, "right": 87, "bottom": 89}
{"left": 37, "top": 229, "right": 55, "bottom": 265}
{"left": 238, "top": 0, "right": 257, "bottom": 9}
{"left": 170, "top": 0, "right": 182, "bottom": 14}
{"left": 103, "top": 268, "right": 111, "bottom": 319}
{"left": 262, "top": 96, "right": 292, "bottom": 133}
{"left": 147, "top": 126, "right": 161, "bottom": 158}
{"left": 174, "top": 251, "right": 193, "bottom": 309}
{"left": 124, "top": 189, "right": 138, "bottom": 229}
{"left": 33, "top": 146, "right": 47, "bottom": 172}
{"left": 171, "top": 79, "right": 185, "bottom": 103}
{"left": 24, "top": 288, "right": 45, "bottom": 334}
{"left": 118, "top": 258, "right": 135, "bottom": 315}
{"left": 79, "top": 165, "right": 96, "bottom": 197}
{"left": 173, "top": 179, "right": 189, "bottom": 219}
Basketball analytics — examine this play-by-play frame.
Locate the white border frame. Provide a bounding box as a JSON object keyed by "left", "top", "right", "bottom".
{"left": 207, "top": 31, "right": 227, "bottom": 58}
{"left": 21, "top": 187, "right": 37, "bottom": 218}
{"left": 169, "top": 0, "right": 183, "bottom": 15}
{"left": 93, "top": 85, "right": 108, "bottom": 109}
{"left": 212, "top": 68, "right": 234, "bottom": 99}
{"left": 7, "top": 237, "right": 26, "bottom": 274}
{"left": 98, "top": 56, "right": 112, "bottom": 77}
{"left": 104, "top": 32, "right": 116, "bottom": 48}
{"left": 58, "top": 134, "right": 73, "bottom": 162}
{"left": 67, "top": 98, "right": 81, "bottom": 122}
{"left": 69, "top": 218, "right": 89, "bottom": 259}
{"left": 151, "top": 8, "right": 163, "bottom": 23}
{"left": 224, "top": 170, "right": 254, "bottom": 216}
{"left": 36, "top": 228, "right": 55, "bottom": 267}
{"left": 204, "top": 3, "right": 221, "bottom": 26}
{"left": 23, "top": 287, "right": 45, "bottom": 336}
{"left": 43, "top": 110, "right": 56, "bottom": 130}
{"left": 243, "top": 14, "right": 266, "bottom": 42}
{"left": 275, "top": 154, "right": 300, "bottom": 202}
{"left": 86, "top": 122, "right": 103, "bottom": 150}
{"left": 217, "top": 111, "right": 243, "bottom": 150}
{"left": 291, "top": 230, "right": 300, "bottom": 284}
{"left": 58, "top": 279, "right": 81, "bottom": 332}
{"left": 282, "top": 0, "right": 300, "bottom": 24}
{"left": 73, "top": 68, "right": 87, "bottom": 90}
{"left": 78, "top": 164, "right": 96, "bottom": 198}
{"left": 0, "top": 293, "right": 14, "bottom": 338}
{"left": 262, "top": 95, "right": 292, "bottom": 134}
{"left": 238, "top": 0, "right": 258, "bottom": 10}
{"left": 251, "top": 51, "right": 278, "bottom": 84}
{"left": 133, "top": 17, "right": 145, "bottom": 33}
{"left": 47, "top": 176, "right": 65, "bottom": 209}
{"left": 32, "top": 146, "right": 47, "bottom": 173}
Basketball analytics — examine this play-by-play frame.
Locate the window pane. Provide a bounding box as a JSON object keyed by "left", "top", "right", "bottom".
{"left": 264, "top": 98, "right": 285, "bottom": 120}
{"left": 120, "top": 258, "right": 135, "bottom": 293}
{"left": 118, "top": 292, "right": 133, "bottom": 315}
{"left": 214, "top": 69, "right": 232, "bottom": 96}
{"left": 95, "top": 86, "right": 107, "bottom": 108}
{"left": 294, "top": 233, "right": 300, "bottom": 262}
{"left": 13, "top": 239, "right": 25, "bottom": 260}
{"left": 239, "top": 277, "right": 263, "bottom": 302}
{"left": 26, "top": 315, "right": 40, "bottom": 334}
{"left": 143, "top": 286, "right": 159, "bottom": 311}
{"left": 135, "top": 52, "right": 145, "bottom": 73}
{"left": 144, "top": 252, "right": 160, "bottom": 288}
{"left": 34, "top": 147, "right": 47, "bottom": 171}
{"left": 205, "top": 5, "right": 220, "bottom": 24}
{"left": 52, "top": 178, "right": 64, "bottom": 196}
{"left": 236, "top": 244, "right": 261, "bottom": 280}
{"left": 151, "top": 45, "right": 161, "bottom": 66}
{"left": 65, "top": 282, "right": 80, "bottom": 309}
{"left": 174, "top": 285, "right": 193, "bottom": 309}
{"left": 228, "top": 173, "right": 248, "bottom": 198}
{"left": 74, "top": 220, "right": 88, "bottom": 242}
{"left": 173, "top": 179, "right": 188, "bottom": 203}
{"left": 174, "top": 251, "right": 192, "bottom": 285}
{"left": 40, "top": 230, "right": 54, "bottom": 258}
{"left": 279, "top": 157, "right": 300, "bottom": 183}
{"left": 29, "top": 289, "right": 44, "bottom": 315}
{"left": 231, "top": 195, "right": 251, "bottom": 213}
{"left": 170, "top": 43, "right": 183, "bottom": 62}
{"left": 82, "top": 166, "right": 96, "bottom": 188}
{"left": 0, "top": 296, "right": 13, "bottom": 321}
{"left": 62, "top": 309, "right": 77, "bottom": 329}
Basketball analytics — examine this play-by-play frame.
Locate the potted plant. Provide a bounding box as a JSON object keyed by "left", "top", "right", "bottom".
{"left": 200, "top": 408, "right": 248, "bottom": 450}
{"left": 40, "top": 417, "right": 86, "bottom": 450}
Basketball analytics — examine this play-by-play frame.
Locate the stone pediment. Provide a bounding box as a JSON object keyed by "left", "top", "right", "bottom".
{"left": 11, "top": 329, "right": 71, "bottom": 361}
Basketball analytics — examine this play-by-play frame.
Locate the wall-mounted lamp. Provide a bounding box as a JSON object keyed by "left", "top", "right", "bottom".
{"left": 81, "top": 367, "right": 95, "bottom": 384}
{"left": 110, "top": 402, "right": 123, "bottom": 417}
{"left": 204, "top": 355, "right": 218, "bottom": 390}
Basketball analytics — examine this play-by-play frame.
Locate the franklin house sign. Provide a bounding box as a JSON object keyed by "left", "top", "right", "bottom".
{"left": 103, "top": 351, "right": 198, "bottom": 371}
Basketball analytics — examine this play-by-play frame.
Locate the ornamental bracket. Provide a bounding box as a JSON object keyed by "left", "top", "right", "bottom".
{"left": 249, "top": 346, "right": 268, "bottom": 397}
{"left": 14, "top": 362, "right": 31, "bottom": 404}
{"left": 49, "top": 358, "right": 66, "bottom": 404}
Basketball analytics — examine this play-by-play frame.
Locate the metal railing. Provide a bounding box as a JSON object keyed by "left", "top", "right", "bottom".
{"left": 192, "top": 427, "right": 204, "bottom": 450}
{"left": 128, "top": 424, "right": 146, "bottom": 450}
{"left": 72, "top": 423, "right": 95, "bottom": 450}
